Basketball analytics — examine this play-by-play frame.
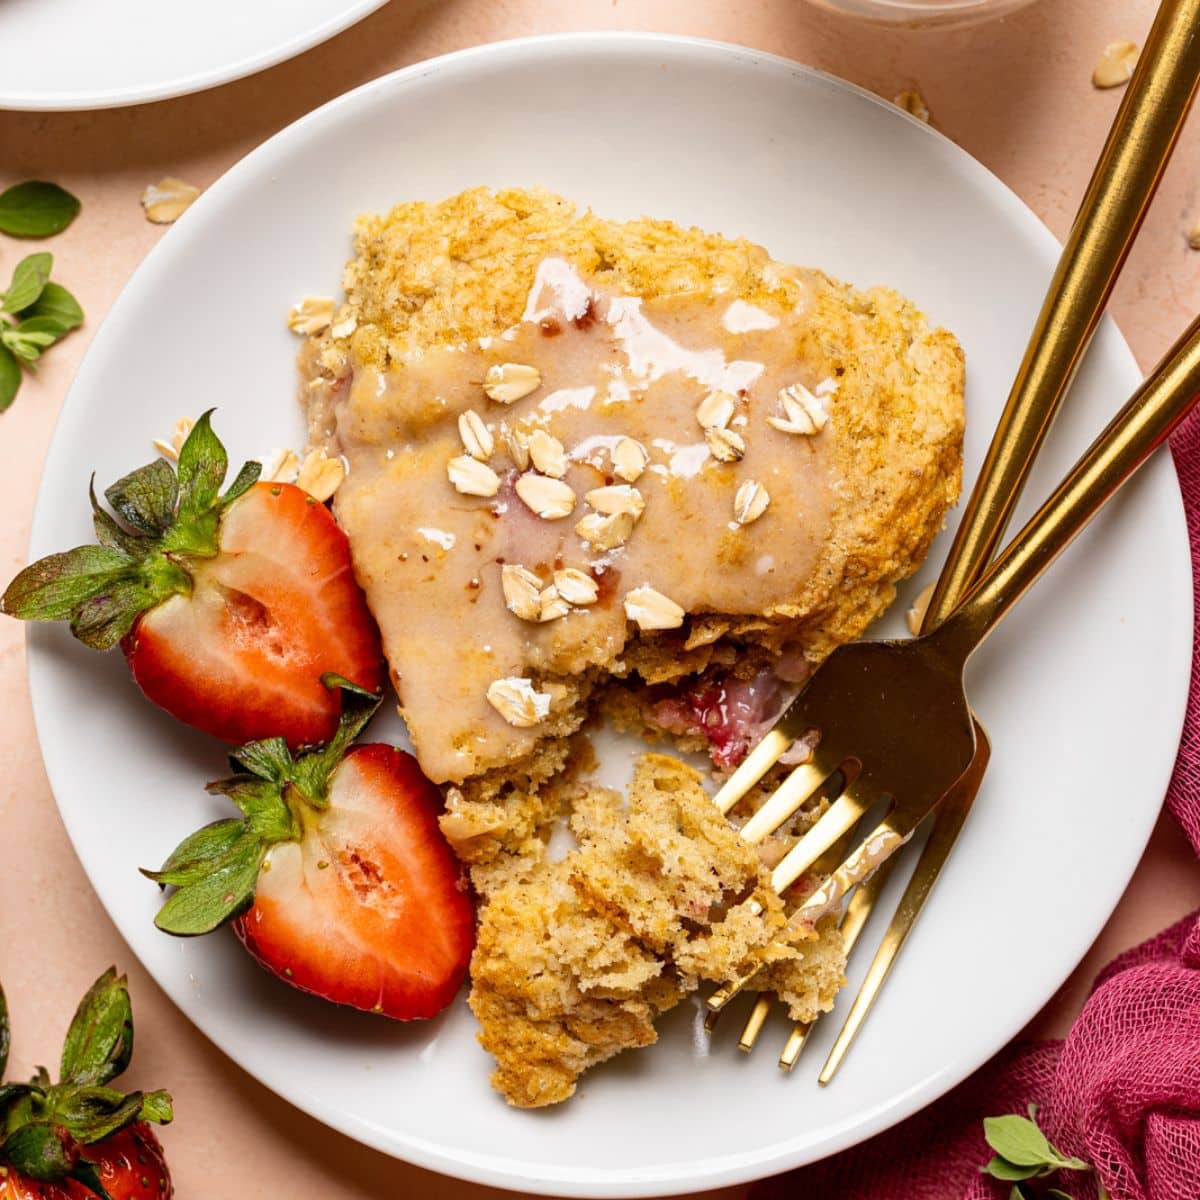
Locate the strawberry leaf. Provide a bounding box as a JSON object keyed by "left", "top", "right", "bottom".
{"left": 221, "top": 459, "right": 262, "bottom": 508}
{"left": 104, "top": 458, "right": 179, "bottom": 537}
{"left": 0, "top": 979, "right": 9, "bottom": 1079}
{"left": 1, "top": 253, "right": 52, "bottom": 314}
{"left": 141, "top": 818, "right": 250, "bottom": 887}
{"left": 153, "top": 834, "right": 264, "bottom": 935}
{"left": 0, "top": 1121, "right": 79, "bottom": 1181}
{"left": 49, "top": 1086, "right": 142, "bottom": 1143}
{"left": 58, "top": 969, "right": 132, "bottom": 1088}
{"left": 89, "top": 477, "right": 147, "bottom": 556}
{"left": 70, "top": 1158, "right": 115, "bottom": 1200}
{"left": 0, "top": 545, "right": 134, "bottom": 622}
{"left": 175, "top": 409, "right": 227, "bottom": 522}
{"left": 230, "top": 737, "right": 293, "bottom": 782}
{"left": 137, "top": 1090, "right": 173, "bottom": 1125}
{"left": 70, "top": 575, "right": 162, "bottom": 650}
{"left": 291, "top": 688, "right": 381, "bottom": 807}
{"left": 19, "top": 281, "right": 83, "bottom": 331}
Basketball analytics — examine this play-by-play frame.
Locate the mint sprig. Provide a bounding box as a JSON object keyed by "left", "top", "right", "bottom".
{"left": 983, "top": 1105, "right": 1100, "bottom": 1199}
{"left": 0, "top": 181, "right": 81, "bottom": 238}
{"left": 0, "top": 250, "right": 84, "bottom": 412}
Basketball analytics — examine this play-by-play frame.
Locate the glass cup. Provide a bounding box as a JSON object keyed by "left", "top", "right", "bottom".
{"left": 802, "top": 0, "right": 1037, "bottom": 27}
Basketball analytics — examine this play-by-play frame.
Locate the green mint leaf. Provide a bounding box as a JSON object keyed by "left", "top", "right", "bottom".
{"left": 153, "top": 835, "right": 263, "bottom": 936}
{"left": 229, "top": 736, "right": 293, "bottom": 782}
{"left": 174, "top": 409, "right": 227, "bottom": 522}
{"left": 221, "top": 459, "right": 261, "bottom": 508}
{"left": 1, "top": 545, "right": 134, "bottom": 622}
{"left": 2, "top": 252, "right": 52, "bottom": 314}
{"left": 104, "top": 458, "right": 179, "bottom": 537}
{"left": 141, "top": 818, "right": 250, "bottom": 887}
{"left": 58, "top": 969, "right": 132, "bottom": 1088}
{"left": 0, "top": 980, "right": 8, "bottom": 1080}
{"left": 0, "top": 1121, "right": 79, "bottom": 1181}
{"left": 984, "top": 1114, "right": 1062, "bottom": 1168}
{"left": 137, "top": 1090, "right": 173, "bottom": 1125}
{"left": 984, "top": 1155, "right": 1043, "bottom": 1181}
{"left": 1, "top": 323, "right": 45, "bottom": 363}
{"left": 19, "top": 281, "right": 84, "bottom": 330}
{"left": 0, "top": 343, "right": 19, "bottom": 412}
{"left": 69, "top": 575, "right": 160, "bottom": 650}
{"left": 70, "top": 1158, "right": 115, "bottom": 1200}
{"left": 0, "top": 182, "right": 81, "bottom": 238}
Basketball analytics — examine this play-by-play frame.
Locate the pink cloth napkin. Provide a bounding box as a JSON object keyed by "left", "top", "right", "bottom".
{"left": 752, "top": 410, "right": 1200, "bottom": 1200}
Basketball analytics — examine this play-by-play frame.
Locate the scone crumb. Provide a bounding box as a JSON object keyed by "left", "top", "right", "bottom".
{"left": 624, "top": 585, "right": 685, "bottom": 631}
{"left": 486, "top": 677, "right": 551, "bottom": 727}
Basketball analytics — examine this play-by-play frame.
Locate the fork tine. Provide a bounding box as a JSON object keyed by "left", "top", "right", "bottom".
{"left": 816, "top": 728, "right": 990, "bottom": 1084}
{"left": 776, "top": 851, "right": 900, "bottom": 1070}
{"left": 781, "top": 794, "right": 929, "bottom": 926}
{"left": 767, "top": 779, "right": 878, "bottom": 894}
{"left": 738, "top": 994, "right": 773, "bottom": 1051}
{"left": 712, "top": 727, "right": 794, "bottom": 815}
{"left": 739, "top": 761, "right": 834, "bottom": 845}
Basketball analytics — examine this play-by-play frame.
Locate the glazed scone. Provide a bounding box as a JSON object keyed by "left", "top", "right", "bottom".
{"left": 468, "top": 754, "right": 845, "bottom": 1107}
{"left": 302, "top": 187, "right": 965, "bottom": 804}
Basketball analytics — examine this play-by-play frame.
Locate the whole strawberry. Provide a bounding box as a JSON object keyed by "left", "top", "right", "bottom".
{"left": 0, "top": 971, "right": 172, "bottom": 1200}
{"left": 1, "top": 412, "right": 383, "bottom": 748}
{"left": 145, "top": 688, "right": 476, "bottom": 1020}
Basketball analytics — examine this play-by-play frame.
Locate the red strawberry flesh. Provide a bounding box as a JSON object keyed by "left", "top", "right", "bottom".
{"left": 233, "top": 744, "right": 475, "bottom": 1019}
{"left": 124, "top": 482, "right": 382, "bottom": 747}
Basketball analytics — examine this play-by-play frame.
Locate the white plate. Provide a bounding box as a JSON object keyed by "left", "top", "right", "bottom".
{"left": 0, "top": 0, "right": 387, "bottom": 111}
{"left": 25, "top": 34, "right": 1192, "bottom": 1197}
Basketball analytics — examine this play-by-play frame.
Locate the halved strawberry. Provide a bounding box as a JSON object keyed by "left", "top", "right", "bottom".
{"left": 1, "top": 412, "right": 382, "bottom": 748}
{"left": 144, "top": 691, "right": 475, "bottom": 1020}
{"left": 0, "top": 971, "right": 173, "bottom": 1200}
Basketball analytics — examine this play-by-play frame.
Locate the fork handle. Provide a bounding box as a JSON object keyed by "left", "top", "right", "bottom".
{"left": 925, "top": 0, "right": 1200, "bottom": 629}
{"left": 934, "top": 311, "right": 1200, "bottom": 661}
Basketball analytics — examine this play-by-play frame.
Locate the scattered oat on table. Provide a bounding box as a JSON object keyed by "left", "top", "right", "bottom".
{"left": 1092, "top": 41, "right": 1139, "bottom": 89}
{"left": 141, "top": 177, "right": 201, "bottom": 224}
{"left": 1187, "top": 224, "right": 1200, "bottom": 251}
{"left": 151, "top": 416, "right": 194, "bottom": 461}
{"left": 893, "top": 89, "right": 931, "bottom": 124}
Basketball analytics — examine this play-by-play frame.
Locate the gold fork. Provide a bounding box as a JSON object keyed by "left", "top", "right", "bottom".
{"left": 705, "top": 304, "right": 1200, "bottom": 1019}
{"left": 719, "top": 0, "right": 1200, "bottom": 1067}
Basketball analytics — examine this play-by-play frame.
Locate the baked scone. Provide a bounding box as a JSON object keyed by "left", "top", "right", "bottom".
{"left": 298, "top": 186, "right": 965, "bottom": 1104}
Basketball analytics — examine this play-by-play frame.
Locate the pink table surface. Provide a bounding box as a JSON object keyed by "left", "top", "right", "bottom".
{"left": 2, "top": 2, "right": 1200, "bottom": 1197}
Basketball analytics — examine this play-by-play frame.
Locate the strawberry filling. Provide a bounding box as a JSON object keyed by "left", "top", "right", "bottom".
{"left": 651, "top": 668, "right": 799, "bottom": 768}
